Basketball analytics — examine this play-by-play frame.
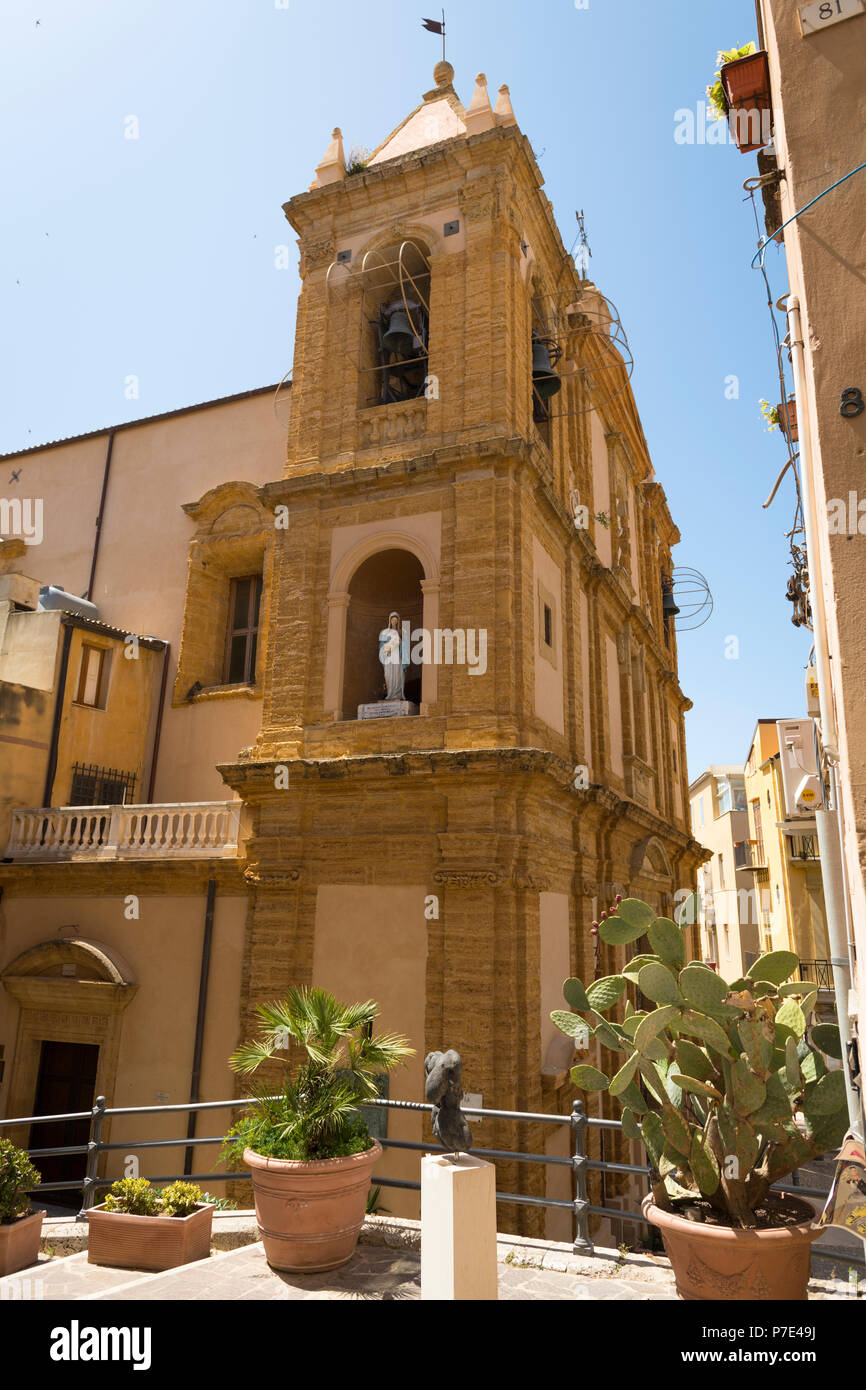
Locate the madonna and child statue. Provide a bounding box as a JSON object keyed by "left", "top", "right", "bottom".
{"left": 378, "top": 611, "right": 409, "bottom": 700}
{"left": 358, "top": 612, "right": 418, "bottom": 720}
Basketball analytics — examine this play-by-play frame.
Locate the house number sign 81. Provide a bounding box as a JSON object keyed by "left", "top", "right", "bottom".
{"left": 799, "top": 0, "right": 865, "bottom": 35}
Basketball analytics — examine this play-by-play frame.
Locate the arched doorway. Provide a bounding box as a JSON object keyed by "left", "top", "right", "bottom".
{"left": 342, "top": 549, "right": 425, "bottom": 715}
{"left": 1, "top": 938, "right": 137, "bottom": 1210}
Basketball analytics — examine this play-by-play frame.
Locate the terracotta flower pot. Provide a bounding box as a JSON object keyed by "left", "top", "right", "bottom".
{"left": 0, "top": 1208, "right": 44, "bottom": 1277}
{"left": 721, "top": 51, "right": 772, "bottom": 152}
{"left": 244, "top": 1141, "right": 381, "bottom": 1272}
{"left": 776, "top": 397, "right": 798, "bottom": 442}
{"left": 86, "top": 1202, "right": 214, "bottom": 1272}
{"left": 643, "top": 1193, "right": 822, "bottom": 1301}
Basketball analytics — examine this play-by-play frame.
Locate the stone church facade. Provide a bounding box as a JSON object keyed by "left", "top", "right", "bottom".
{"left": 0, "top": 64, "right": 704, "bottom": 1235}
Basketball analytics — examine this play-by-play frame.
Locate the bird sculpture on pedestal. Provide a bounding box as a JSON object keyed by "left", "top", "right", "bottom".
{"left": 424, "top": 1049, "right": 473, "bottom": 1155}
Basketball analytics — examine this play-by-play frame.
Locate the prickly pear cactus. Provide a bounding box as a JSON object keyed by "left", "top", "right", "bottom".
{"left": 552, "top": 897, "right": 848, "bottom": 1228}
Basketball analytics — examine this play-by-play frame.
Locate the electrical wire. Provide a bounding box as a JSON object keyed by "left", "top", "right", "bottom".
{"left": 751, "top": 160, "right": 866, "bottom": 269}
{"left": 746, "top": 184, "right": 810, "bottom": 629}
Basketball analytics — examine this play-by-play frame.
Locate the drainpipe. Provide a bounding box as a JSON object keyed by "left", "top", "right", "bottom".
{"left": 184, "top": 878, "right": 216, "bottom": 1175}
{"left": 787, "top": 296, "right": 861, "bottom": 1133}
{"left": 42, "top": 619, "right": 74, "bottom": 807}
{"left": 86, "top": 431, "right": 115, "bottom": 602}
{"left": 145, "top": 642, "right": 170, "bottom": 804}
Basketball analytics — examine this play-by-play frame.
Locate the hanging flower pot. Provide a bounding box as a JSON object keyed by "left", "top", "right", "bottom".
{"left": 776, "top": 396, "right": 799, "bottom": 442}
{"left": 721, "top": 50, "right": 772, "bottom": 152}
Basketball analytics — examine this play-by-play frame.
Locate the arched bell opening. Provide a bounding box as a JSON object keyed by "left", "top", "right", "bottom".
{"left": 358, "top": 239, "right": 432, "bottom": 408}
{"left": 342, "top": 549, "right": 425, "bottom": 716}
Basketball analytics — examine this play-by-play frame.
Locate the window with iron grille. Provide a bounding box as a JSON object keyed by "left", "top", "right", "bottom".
{"left": 224, "top": 575, "right": 262, "bottom": 685}
{"left": 69, "top": 763, "right": 137, "bottom": 806}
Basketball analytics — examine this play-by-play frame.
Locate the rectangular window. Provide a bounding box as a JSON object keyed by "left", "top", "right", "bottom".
{"left": 543, "top": 603, "right": 553, "bottom": 648}
{"left": 224, "top": 575, "right": 262, "bottom": 685}
{"left": 75, "top": 644, "right": 108, "bottom": 708}
{"left": 717, "top": 778, "right": 732, "bottom": 816}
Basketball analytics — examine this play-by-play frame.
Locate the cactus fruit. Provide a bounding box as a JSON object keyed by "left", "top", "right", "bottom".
{"left": 551, "top": 895, "right": 849, "bottom": 1229}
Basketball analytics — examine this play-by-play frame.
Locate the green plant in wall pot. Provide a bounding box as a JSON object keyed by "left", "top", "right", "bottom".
{"left": 706, "top": 42, "right": 756, "bottom": 120}
{"left": 553, "top": 895, "right": 848, "bottom": 1301}
{"left": 760, "top": 398, "right": 781, "bottom": 431}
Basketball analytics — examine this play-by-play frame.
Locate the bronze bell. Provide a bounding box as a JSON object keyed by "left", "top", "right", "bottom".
{"left": 662, "top": 587, "right": 680, "bottom": 617}
{"left": 531, "top": 333, "right": 562, "bottom": 399}
{"left": 382, "top": 300, "right": 424, "bottom": 357}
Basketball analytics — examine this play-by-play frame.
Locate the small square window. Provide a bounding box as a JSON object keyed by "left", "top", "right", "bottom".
{"left": 543, "top": 603, "right": 553, "bottom": 648}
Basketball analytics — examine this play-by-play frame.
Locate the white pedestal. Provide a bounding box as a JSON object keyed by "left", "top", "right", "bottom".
{"left": 420, "top": 1153, "right": 498, "bottom": 1300}
{"left": 357, "top": 700, "right": 419, "bottom": 720}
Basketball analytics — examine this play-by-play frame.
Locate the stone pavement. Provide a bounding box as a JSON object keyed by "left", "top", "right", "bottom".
{"left": 0, "top": 1215, "right": 857, "bottom": 1301}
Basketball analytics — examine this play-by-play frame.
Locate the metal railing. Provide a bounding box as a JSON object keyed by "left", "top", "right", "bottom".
{"left": 798, "top": 959, "right": 835, "bottom": 991}
{"left": 0, "top": 1094, "right": 653, "bottom": 1255}
{"left": 1, "top": 1092, "right": 847, "bottom": 1261}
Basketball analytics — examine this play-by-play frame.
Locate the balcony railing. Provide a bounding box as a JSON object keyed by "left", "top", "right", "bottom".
{"left": 5, "top": 802, "right": 241, "bottom": 862}
{"left": 789, "top": 834, "right": 820, "bottom": 863}
{"left": 798, "top": 959, "right": 835, "bottom": 991}
{"left": 734, "top": 839, "right": 768, "bottom": 871}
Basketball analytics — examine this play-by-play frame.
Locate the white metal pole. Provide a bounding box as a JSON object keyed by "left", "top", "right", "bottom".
{"left": 787, "top": 296, "right": 861, "bottom": 1132}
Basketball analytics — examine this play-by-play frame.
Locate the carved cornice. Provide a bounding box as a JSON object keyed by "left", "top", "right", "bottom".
{"left": 298, "top": 233, "right": 337, "bottom": 275}
{"left": 243, "top": 867, "right": 302, "bottom": 887}
{"left": 432, "top": 869, "right": 505, "bottom": 888}
{"left": 514, "top": 873, "right": 550, "bottom": 892}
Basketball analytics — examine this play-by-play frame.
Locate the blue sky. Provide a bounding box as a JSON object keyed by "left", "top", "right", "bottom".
{"left": 0, "top": 0, "right": 809, "bottom": 778}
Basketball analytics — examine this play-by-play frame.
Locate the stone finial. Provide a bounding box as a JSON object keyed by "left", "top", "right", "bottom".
{"left": 494, "top": 84, "right": 516, "bottom": 126}
{"left": 464, "top": 73, "right": 496, "bottom": 136}
{"left": 311, "top": 127, "right": 346, "bottom": 189}
{"left": 433, "top": 59, "right": 454, "bottom": 88}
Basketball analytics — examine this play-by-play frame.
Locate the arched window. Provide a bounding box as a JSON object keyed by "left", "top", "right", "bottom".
{"left": 358, "top": 240, "right": 431, "bottom": 408}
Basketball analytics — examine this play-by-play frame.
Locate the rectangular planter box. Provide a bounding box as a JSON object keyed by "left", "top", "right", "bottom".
{"left": 0, "top": 1208, "right": 44, "bottom": 1277}
{"left": 86, "top": 1202, "right": 213, "bottom": 1272}
{"left": 721, "top": 51, "right": 772, "bottom": 152}
{"left": 776, "top": 398, "right": 799, "bottom": 442}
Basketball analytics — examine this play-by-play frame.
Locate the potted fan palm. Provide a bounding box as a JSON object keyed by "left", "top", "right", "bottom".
{"left": 86, "top": 1178, "right": 214, "bottom": 1272}
{"left": 225, "top": 987, "right": 413, "bottom": 1273}
{"left": 552, "top": 896, "right": 848, "bottom": 1300}
{"left": 0, "top": 1138, "right": 44, "bottom": 1277}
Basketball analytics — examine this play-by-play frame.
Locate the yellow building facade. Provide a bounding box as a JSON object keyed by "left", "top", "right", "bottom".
{"left": 0, "top": 65, "right": 704, "bottom": 1233}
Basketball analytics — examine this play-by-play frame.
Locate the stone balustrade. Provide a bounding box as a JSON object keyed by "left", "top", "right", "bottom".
{"left": 5, "top": 802, "right": 241, "bottom": 861}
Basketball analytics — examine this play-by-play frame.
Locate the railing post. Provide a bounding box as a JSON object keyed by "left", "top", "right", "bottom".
{"left": 570, "top": 1099, "right": 593, "bottom": 1254}
{"left": 79, "top": 1095, "right": 106, "bottom": 1220}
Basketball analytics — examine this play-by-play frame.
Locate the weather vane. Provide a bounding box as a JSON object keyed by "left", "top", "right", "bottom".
{"left": 422, "top": 11, "right": 446, "bottom": 62}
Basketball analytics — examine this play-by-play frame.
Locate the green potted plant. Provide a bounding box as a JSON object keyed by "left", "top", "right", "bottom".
{"left": 552, "top": 896, "right": 848, "bottom": 1300}
{"left": 225, "top": 986, "right": 413, "bottom": 1273}
{"left": 0, "top": 1138, "right": 44, "bottom": 1277}
{"left": 86, "top": 1178, "right": 214, "bottom": 1272}
{"left": 707, "top": 42, "right": 772, "bottom": 152}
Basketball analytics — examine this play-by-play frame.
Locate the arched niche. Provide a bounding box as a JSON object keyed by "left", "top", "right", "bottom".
{"left": 342, "top": 550, "right": 425, "bottom": 714}
{"left": 324, "top": 530, "right": 440, "bottom": 720}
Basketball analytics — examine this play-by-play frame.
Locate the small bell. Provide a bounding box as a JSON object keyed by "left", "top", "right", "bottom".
{"left": 382, "top": 300, "right": 425, "bottom": 357}
{"left": 531, "top": 333, "right": 562, "bottom": 399}
{"left": 662, "top": 587, "right": 680, "bottom": 617}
